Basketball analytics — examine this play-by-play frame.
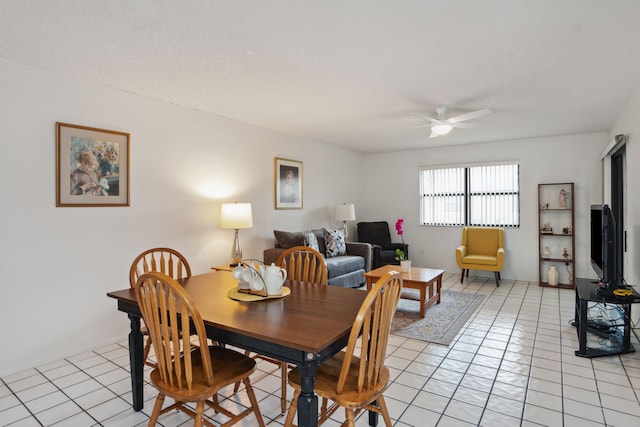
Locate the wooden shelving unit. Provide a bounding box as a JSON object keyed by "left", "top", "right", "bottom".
{"left": 538, "top": 182, "right": 576, "bottom": 289}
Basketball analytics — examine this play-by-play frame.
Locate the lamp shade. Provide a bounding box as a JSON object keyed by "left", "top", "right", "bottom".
{"left": 220, "top": 203, "right": 253, "bottom": 229}
{"left": 334, "top": 204, "right": 356, "bottom": 222}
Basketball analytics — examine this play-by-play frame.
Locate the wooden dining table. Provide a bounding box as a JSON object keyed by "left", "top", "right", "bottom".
{"left": 107, "top": 270, "right": 370, "bottom": 427}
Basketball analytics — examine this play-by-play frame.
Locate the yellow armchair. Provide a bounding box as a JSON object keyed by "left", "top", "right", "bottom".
{"left": 455, "top": 227, "right": 504, "bottom": 286}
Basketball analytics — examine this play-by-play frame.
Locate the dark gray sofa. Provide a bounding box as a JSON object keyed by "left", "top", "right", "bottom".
{"left": 263, "top": 229, "right": 372, "bottom": 288}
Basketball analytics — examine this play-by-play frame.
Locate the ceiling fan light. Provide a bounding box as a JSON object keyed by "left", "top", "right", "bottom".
{"left": 431, "top": 123, "right": 453, "bottom": 135}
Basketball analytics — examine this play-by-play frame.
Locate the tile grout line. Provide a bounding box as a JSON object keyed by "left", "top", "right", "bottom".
{"left": 1, "top": 376, "right": 44, "bottom": 427}
{"left": 60, "top": 348, "right": 137, "bottom": 426}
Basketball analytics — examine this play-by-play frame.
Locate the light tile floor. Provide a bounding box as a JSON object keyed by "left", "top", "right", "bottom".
{"left": 2, "top": 274, "right": 640, "bottom": 426}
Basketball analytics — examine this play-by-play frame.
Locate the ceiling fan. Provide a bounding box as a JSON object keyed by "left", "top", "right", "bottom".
{"left": 409, "top": 107, "right": 492, "bottom": 138}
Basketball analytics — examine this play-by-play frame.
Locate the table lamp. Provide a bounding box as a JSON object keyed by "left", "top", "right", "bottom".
{"left": 334, "top": 203, "right": 356, "bottom": 240}
{"left": 220, "top": 202, "right": 253, "bottom": 266}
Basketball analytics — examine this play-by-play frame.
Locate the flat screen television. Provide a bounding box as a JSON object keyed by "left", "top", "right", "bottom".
{"left": 590, "top": 204, "right": 617, "bottom": 287}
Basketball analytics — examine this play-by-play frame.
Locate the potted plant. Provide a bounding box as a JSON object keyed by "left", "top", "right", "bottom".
{"left": 395, "top": 218, "right": 411, "bottom": 272}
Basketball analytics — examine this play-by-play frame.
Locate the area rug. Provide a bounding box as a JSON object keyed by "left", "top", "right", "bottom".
{"left": 391, "top": 290, "right": 485, "bottom": 346}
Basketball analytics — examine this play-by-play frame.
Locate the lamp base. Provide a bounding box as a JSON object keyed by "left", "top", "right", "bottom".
{"left": 231, "top": 228, "right": 242, "bottom": 267}
{"left": 342, "top": 222, "right": 349, "bottom": 241}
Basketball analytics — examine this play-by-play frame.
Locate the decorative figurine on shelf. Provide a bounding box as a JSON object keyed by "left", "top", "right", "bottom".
{"left": 562, "top": 247, "right": 569, "bottom": 261}
{"left": 543, "top": 246, "right": 551, "bottom": 257}
{"left": 541, "top": 202, "right": 549, "bottom": 210}
{"left": 541, "top": 223, "right": 553, "bottom": 234}
{"left": 559, "top": 189, "right": 568, "bottom": 209}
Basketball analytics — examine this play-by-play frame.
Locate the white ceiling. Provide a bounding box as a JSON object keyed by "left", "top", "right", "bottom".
{"left": 2, "top": 1, "right": 640, "bottom": 153}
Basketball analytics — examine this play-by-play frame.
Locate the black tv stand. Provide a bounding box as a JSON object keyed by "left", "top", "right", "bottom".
{"left": 574, "top": 278, "right": 640, "bottom": 357}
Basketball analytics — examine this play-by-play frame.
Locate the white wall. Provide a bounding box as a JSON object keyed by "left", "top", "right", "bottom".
{"left": 361, "top": 133, "right": 607, "bottom": 283}
{"left": 0, "top": 59, "right": 365, "bottom": 375}
{"left": 610, "top": 82, "right": 640, "bottom": 290}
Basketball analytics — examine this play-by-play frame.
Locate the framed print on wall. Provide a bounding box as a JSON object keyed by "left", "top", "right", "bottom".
{"left": 56, "top": 122, "right": 130, "bottom": 207}
{"left": 274, "top": 157, "right": 303, "bottom": 209}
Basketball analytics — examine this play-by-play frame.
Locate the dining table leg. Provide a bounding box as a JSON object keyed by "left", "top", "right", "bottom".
{"left": 128, "top": 314, "right": 144, "bottom": 411}
{"left": 296, "top": 357, "right": 319, "bottom": 427}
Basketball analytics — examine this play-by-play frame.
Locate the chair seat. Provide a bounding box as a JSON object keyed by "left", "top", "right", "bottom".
{"left": 151, "top": 346, "right": 256, "bottom": 401}
{"left": 460, "top": 254, "right": 498, "bottom": 266}
{"left": 288, "top": 352, "right": 390, "bottom": 408}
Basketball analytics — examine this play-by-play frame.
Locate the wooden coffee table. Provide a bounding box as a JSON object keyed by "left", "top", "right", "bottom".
{"left": 363, "top": 264, "right": 444, "bottom": 318}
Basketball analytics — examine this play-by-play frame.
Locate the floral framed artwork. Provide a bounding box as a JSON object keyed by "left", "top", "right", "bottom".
{"left": 274, "top": 157, "right": 303, "bottom": 209}
{"left": 56, "top": 122, "right": 130, "bottom": 207}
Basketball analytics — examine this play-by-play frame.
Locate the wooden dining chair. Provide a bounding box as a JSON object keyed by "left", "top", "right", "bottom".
{"left": 129, "top": 247, "right": 193, "bottom": 368}
{"left": 235, "top": 245, "right": 329, "bottom": 415}
{"left": 283, "top": 270, "right": 402, "bottom": 427}
{"left": 276, "top": 245, "right": 328, "bottom": 285}
{"left": 134, "top": 271, "right": 266, "bottom": 427}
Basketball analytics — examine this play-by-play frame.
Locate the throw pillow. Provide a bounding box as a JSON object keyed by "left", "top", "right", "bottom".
{"left": 274, "top": 230, "right": 304, "bottom": 248}
{"left": 323, "top": 228, "right": 346, "bottom": 258}
{"left": 312, "top": 229, "right": 327, "bottom": 254}
{"left": 303, "top": 230, "right": 320, "bottom": 252}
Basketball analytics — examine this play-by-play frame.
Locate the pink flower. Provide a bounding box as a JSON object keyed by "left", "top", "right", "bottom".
{"left": 394, "top": 218, "right": 407, "bottom": 261}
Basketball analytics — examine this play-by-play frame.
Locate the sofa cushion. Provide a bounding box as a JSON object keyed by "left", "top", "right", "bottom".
{"left": 461, "top": 254, "right": 498, "bottom": 266}
{"left": 274, "top": 230, "right": 304, "bottom": 248}
{"left": 324, "top": 255, "right": 364, "bottom": 278}
{"left": 323, "top": 228, "right": 346, "bottom": 258}
{"left": 328, "top": 268, "right": 366, "bottom": 288}
{"left": 303, "top": 230, "right": 320, "bottom": 252}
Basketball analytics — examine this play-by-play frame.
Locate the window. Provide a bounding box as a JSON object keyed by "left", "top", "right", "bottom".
{"left": 420, "top": 163, "right": 520, "bottom": 227}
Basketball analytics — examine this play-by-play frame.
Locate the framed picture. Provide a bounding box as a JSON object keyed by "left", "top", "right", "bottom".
{"left": 56, "top": 122, "right": 130, "bottom": 207}
{"left": 274, "top": 157, "right": 303, "bottom": 209}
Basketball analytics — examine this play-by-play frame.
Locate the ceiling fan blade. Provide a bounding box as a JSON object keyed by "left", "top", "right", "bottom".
{"left": 409, "top": 112, "right": 441, "bottom": 124}
{"left": 449, "top": 109, "right": 492, "bottom": 123}
{"left": 398, "top": 123, "right": 431, "bottom": 131}
{"left": 451, "top": 122, "right": 474, "bottom": 129}
{"left": 429, "top": 129, "right": 440, "bottom": 138}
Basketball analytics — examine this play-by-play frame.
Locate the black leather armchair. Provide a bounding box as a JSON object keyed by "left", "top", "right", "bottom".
{"left": 357, "top": 221, "right": 409, "bottom": 269}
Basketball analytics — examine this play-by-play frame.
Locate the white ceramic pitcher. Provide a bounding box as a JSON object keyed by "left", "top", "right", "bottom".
{"left": 261, "top": 263, "right": 287, "bottom": 295}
